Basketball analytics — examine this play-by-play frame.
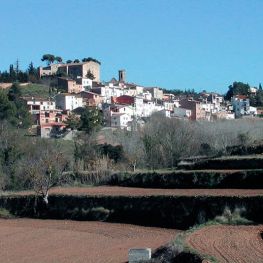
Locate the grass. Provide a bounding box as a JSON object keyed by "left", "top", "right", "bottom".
{"left": 0, "top": 208, "right": 14, "bottom": 219}
{"left": 20, "top": 83, "right": 54, "bottom": 98}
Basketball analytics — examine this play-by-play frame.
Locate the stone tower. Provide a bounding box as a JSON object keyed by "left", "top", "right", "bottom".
{"left": 118, "top": 69, "right": 126, "bottom": 82}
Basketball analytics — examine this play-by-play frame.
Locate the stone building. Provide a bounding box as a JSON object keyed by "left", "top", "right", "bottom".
{"left": 39, "top": 61, "right": 100, "bottom": 82}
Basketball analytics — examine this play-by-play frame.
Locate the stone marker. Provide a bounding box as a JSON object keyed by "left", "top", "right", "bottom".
{"left": 128, "top": 248, "right": 151, "bottom": 262}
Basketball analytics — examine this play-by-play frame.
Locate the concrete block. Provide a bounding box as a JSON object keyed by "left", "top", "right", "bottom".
{"left": 128, "top": 248, "right": 151, "bottom": 262}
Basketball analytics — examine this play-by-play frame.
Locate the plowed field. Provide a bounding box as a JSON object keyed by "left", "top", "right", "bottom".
{"left": 11, "top": 186, "right": 263, "bottom": 197}
{"left": 0, "top": 219, "right": 179, "bottom": 263}
{"left": 186, "top": 225, "right": 263, "bottom": 263}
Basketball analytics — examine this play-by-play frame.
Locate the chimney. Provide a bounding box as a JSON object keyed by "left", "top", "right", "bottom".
{"left": 118, "top": 69, "right": 126, "bottom": 82}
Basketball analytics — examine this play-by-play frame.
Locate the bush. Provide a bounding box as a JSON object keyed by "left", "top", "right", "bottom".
{"left": 214, "top": 207, "right": 252, "bottom": 225}
{"left": 67, "top": 206, "right": 111, "bottom": 221}
{"left": 0, "top": 208, "right": 14, "bottom": 219}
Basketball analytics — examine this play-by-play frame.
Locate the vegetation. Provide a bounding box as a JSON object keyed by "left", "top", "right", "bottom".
{"left": 41, "top": 54, "right": 63, "bottom": 65}
{"left": 0, "top": 208, "right": 14, "bottom": 219}
{"left": 225, "top": 81, "right": 263, "bottom": 106}
{"left": 0, "top": 61, "right": 38, "bottom": 83}
{"left": 20, "top": 83, "right": 54, "bottom": 98}
{"left": 0, "top": 84, "right": 32, "bottom": 128}
{"left": 107, "top": 169, "right": 263, "bottom": 189}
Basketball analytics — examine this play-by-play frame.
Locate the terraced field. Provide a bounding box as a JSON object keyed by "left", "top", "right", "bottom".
{"left": 186, "top": 225, "right": 263, "bottom": 263}
{"left": 0, "top": 218, "right": 179, "bottom": 263}
{"left": 12, "top": 186, "right": 263, "bottom": 197}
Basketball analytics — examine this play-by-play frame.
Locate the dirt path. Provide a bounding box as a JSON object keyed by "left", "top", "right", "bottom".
{"left": 0, "top": 219, "right": 179, "bottom": 263}
{"left": 52, "top": 186, "right": 263, "bottom": 196}
{"left": 9, "top": 186, "right": 263, "bottom": 197}
{"left": 185, "top": 225, "right": 263, "bottom": 263}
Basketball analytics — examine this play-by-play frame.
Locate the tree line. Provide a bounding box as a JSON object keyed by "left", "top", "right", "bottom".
{"left": 0, "top": 61, "right": 38, "bottom": 83}
{"left": 41, "top": 54, "right": 101, "bottom": 65}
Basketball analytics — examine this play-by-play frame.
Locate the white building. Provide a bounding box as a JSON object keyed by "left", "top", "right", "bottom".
{"left": 110, "top": 113, "right": 132, "bottom": 129}
{"left": 103, "top": 104, "right": 134, "bottom": 126}
{"left": 55, "top": 93, "right": 83, "bottom": 111}
{"left": 76, "top": 77, "right": 92, "bottom": 91}
{"left": 172, "top": 107, "right": 192, "bottom": 119}
{"left": 231, "top": 95, "right": 250, "bottom": 117}
{"left": 22, "top": 97, "right": 56, "bottom": 114}
{"left": 92, "top": 86, "right": 124, "bottom": 104}
{"left": 142, "top": 100, "right": 164, "bottom": 117}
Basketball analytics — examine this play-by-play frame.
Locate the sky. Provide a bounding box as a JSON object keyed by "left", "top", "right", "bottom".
{"left": 0, "top": 0, "right": 263, "bottom": 94}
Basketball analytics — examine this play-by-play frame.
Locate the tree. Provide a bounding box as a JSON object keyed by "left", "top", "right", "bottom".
{"left": 225, "top": 82, "right": 250, "bottom": 100}
{"left": 259, "top": 83, "right": 262, "bottom": 91}
{"left": 66, "top": 60, "right": 72, "bottom": 64}
{"left": 86, "top": 69, "right": 95, "bottom": 80}
{"left": 8, "top": 83, "right": 22, "bottom": 102}
{"left": 9, "top": 64, "right": 16, "bottom": 81}
{"left": 0, "top": 90, "right": 17, "bottom": 124}
{"left": 41, "top": 54, "right": 55, "bottom": 65}
{"left": 82, "top": 57, "right": 101, "bottom": 65}
{"left": 27, "top": 62, "right": 38, "bottom": 83}
{"left": 74, "top": 59, "right": 80, "bottom": 63}
{"left": 21, "top": 140, "right": 70, "bottom": 204}
{"left": 55, "top": 56, "right": 63, "bottom": 63}
{"left": 6, "top": 83, "right": 32, "bottom": 128}
{"left": 64, "top": 113, "right": 80, "bottom": 130}
{"left": 79, "top": 107, "right": 102, "bottom": 134}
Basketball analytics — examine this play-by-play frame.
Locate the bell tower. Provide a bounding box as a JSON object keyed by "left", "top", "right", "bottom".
{"left": 118, "top": 69, "right": 126, "bottom": 82}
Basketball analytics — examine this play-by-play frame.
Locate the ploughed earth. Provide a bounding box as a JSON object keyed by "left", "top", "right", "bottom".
{"left": 186, "top": 224, "right": 263, "bottom": 263}
{"left": 12, "top": 186, "right": 263, "bottom": 197}
{"left": 0, "top": 219, "right": 179, "bottom": 263}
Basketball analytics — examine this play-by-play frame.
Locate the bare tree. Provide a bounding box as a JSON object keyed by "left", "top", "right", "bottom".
{"left": 21, "top": 140, "right": 70, "bottom": 204}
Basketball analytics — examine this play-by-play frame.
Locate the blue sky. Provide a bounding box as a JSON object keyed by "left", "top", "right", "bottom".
{"left": 0, "top": 0, "right": 263, "bottom": 93}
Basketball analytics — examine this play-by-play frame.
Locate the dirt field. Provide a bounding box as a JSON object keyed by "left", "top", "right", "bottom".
{"left": 0, "top": 219, "right": 179, "bottom": 263}
{"left": 186, "top": 225, "right": 263, "bottom": 263}
{"left": 50, "top": 186, "right": 263, "bottom": 196}
{"left": 10, "top": 186, "right": 263, "bottom": 197}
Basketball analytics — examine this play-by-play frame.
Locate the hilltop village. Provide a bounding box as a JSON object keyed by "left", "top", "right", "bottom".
{"left": 0, "top": 57, "right": 262, "bottom": 138}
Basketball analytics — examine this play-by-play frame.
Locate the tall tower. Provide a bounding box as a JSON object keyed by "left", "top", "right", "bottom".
{"left": 118, "top": 69, "right": 126, "bottom": 82}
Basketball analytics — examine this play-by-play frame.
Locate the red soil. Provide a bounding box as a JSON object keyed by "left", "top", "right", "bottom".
{"left": 186, "top": 225, "right": 263, "bottom": 263}
{"left": 0, "top": 218, "right": 179, "bottom": 263}
{"left": 50, "top": 186, "right": 263, "bottom": 197}
{"left": 11, "top": 186, "right": 263, "bottom": 197}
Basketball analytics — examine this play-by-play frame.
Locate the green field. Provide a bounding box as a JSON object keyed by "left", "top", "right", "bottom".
{"left": 20, "top": 83, "right": 55, "bottom": 98}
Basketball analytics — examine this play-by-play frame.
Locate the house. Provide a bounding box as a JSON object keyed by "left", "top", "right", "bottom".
{"left": 144, "top": 87, "right": 163, "bottom": 100}
{"left": 179, "top": 99, "right": 205, "bottom": 120}
{"left": 36, "top": 109, "right": 68, "bottom": 125}
{"left": 103, "top": 104, "right": 134, "bottom": 126}
{"left": 171, "top": 107, "right": 192, "bottom": 119}
{"left": 55, "top": 93, "right": 83, "bottom": 111}
{"left": 79, "top": 91, "right": 103, "bottom": 107}
{"left": 57, "top": 77, "right": 83, "bottom": 93}
{"left": 112, "top": 95, "right": 144, "bottom": 117}
{"left": 231, "top": 95, "right": 250, "bottom": 118}
{"left": 22, "top": 97, "right": 56, "bottom": 114}
{"left": 110, "top": 113, "right": 132, "bottom": 129}
{"left": 76, "top": 77, "right": 92, "bottom": 91}
{"left": 91, "top": 85, "right": 124, "bottom": 104}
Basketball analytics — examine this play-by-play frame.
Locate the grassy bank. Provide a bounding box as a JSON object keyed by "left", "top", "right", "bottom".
{"left": 0, "top": 194, "right": 262, "bottom": 229}
{"left": 107, "top": 169, "right": 263, "bottom": 188}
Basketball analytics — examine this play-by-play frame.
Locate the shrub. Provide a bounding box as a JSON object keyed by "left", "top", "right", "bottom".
{"left": 214, "top": 207, "right": 252, "bottom": 225}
